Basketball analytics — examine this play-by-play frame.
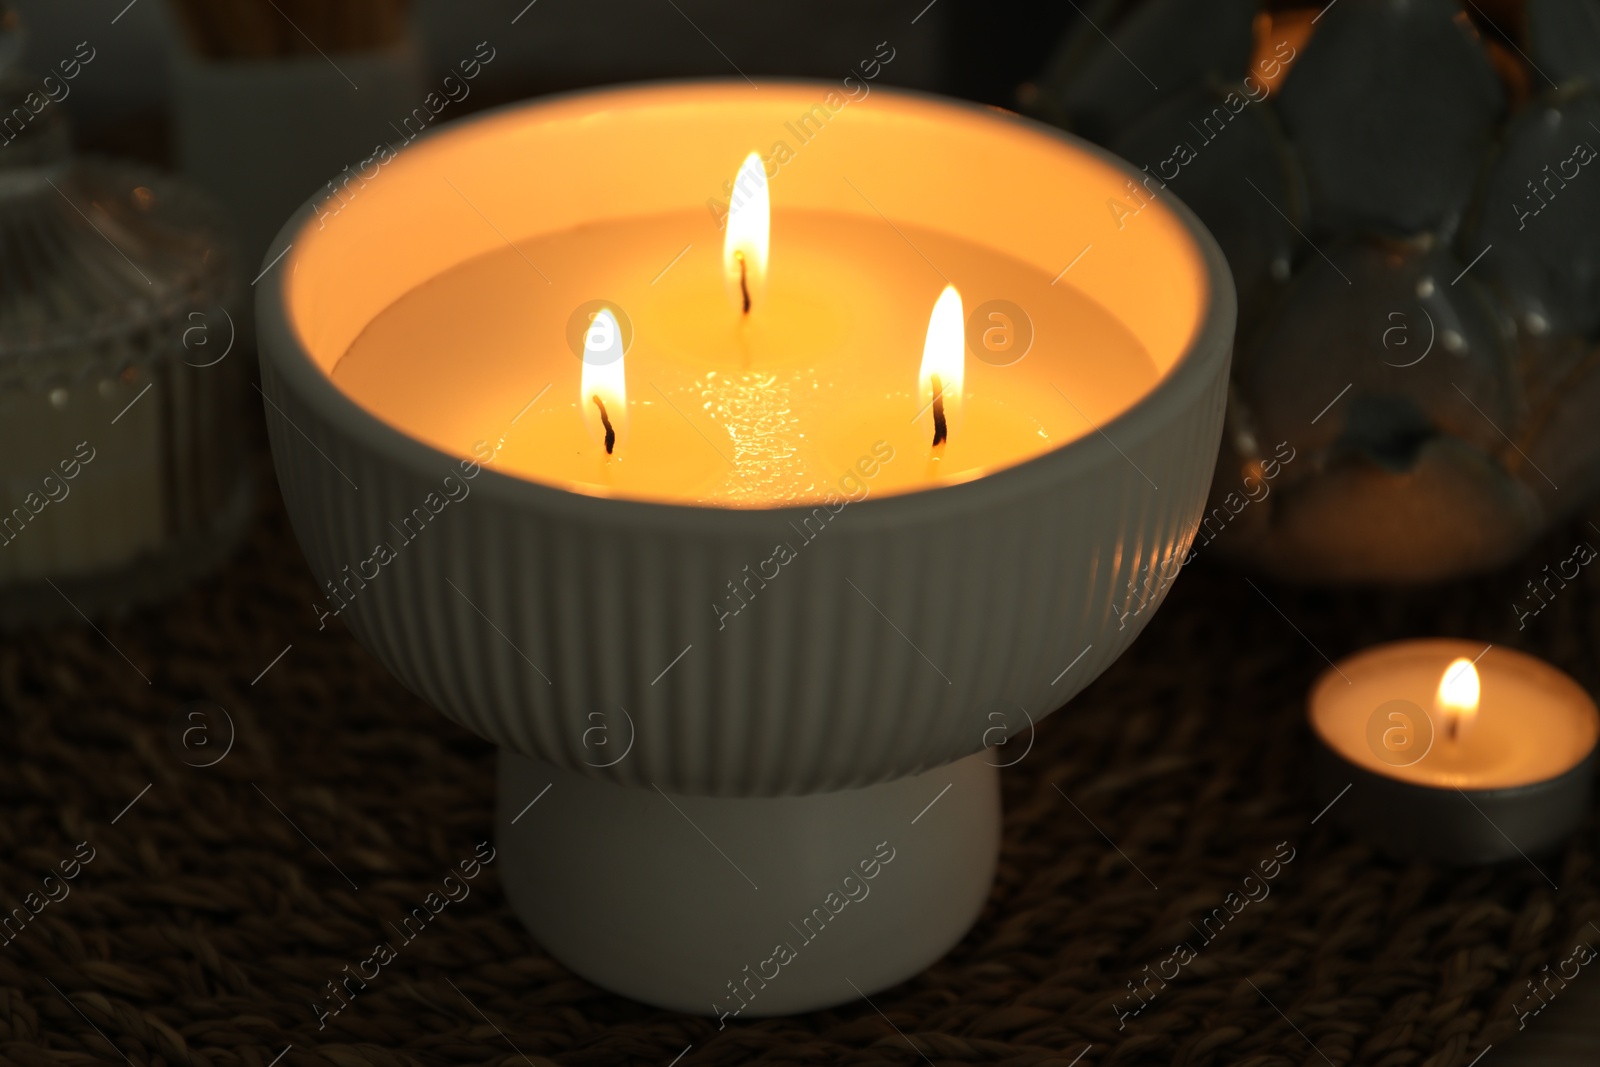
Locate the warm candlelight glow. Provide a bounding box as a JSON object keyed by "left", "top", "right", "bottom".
{"left": 1436, "top": 658, "right": 1480, "bottom": 743}
{"left": 919, "top": 284, "right": 964, "bottom": 448}
{"left": 580, "top": 307, "right": 626, "bottom": 455}
{"left": 319, "top": 84, "right": 1205, "bottom": 507}
{"left": 722, "top": 151, "right": 770, "bottom": 316}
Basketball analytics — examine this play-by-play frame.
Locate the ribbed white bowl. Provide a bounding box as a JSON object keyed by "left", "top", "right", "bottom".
{"left": 256, "top": 84, "right": 1235, "bottom": 798}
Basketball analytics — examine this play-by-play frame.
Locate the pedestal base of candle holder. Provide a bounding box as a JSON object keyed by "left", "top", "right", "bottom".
{"left": 496, "top": 747, "right": 1000, "bottom": 1016}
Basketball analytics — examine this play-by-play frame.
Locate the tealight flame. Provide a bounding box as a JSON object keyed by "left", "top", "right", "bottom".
{"left": 580, "top": 307, "right": 626, "bottom": 455}
{"left": 722, "top": 151, "right": 769, "bottom": 315}
{"left": 919, "top": 284, "right": 964, "bottom": 448}
{"left": 1435, "top": 657, "right": 1480, "bottom": 743}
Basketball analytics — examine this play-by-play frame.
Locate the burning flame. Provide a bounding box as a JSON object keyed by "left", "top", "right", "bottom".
{"left": 723, "top": 151, "right": 769, "bottom": 314}
{"left": 580, "top": 307, "right": 625, "bottom": 455}
{"left": 919, "top": 284, "right": 964, "bottom": 447}
{"left": 1435, "top": 657, "right": 1480, "bottom": 742}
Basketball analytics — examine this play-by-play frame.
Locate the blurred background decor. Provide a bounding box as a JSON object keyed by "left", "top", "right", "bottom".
{"left": 0, "top": 6, "right": 248, "bottom": 626}
{"left": 167, "top": 0, "right": 424, "bottom": 275}
{"left": 1024, "top": 0, "right": 1600, "bottom": 584}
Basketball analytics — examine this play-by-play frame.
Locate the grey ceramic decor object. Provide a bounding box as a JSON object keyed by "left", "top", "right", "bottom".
{"left": 254, "top": 82, "right": 1235, "bottom": 1014}
{"left": 170, "top": 35, "right": 427, "bottom": 279}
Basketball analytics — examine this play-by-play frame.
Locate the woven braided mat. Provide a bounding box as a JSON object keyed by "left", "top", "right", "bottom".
{"left": 2, "top": 452, "right": 1598, "bottom": 1067}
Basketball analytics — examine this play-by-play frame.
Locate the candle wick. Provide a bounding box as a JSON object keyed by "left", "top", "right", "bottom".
{"left": 592, "top": 395, "right": 616, "bottom": 455}
{"left": 1446, "top": 713, "right": 1458, "bottom": 743}
{"left": 930, "top": 373, "right": 948, "bottom": 447}
{"left": 736, "top": 250, "right": 751, "bottom": 315}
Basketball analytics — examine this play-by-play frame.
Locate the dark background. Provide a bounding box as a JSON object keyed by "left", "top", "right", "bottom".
{"left": 16, "top": 0, "right": 1073, "bottom": 164}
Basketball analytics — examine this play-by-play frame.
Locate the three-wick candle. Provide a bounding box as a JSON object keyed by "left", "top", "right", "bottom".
{"left": 321, "top": 94, "right": 1186, "bottom": 508}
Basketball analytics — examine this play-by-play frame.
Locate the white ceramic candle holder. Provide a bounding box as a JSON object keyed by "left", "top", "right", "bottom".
{"left": 255, "top": 82, "right": 1235, "bottom": 1016}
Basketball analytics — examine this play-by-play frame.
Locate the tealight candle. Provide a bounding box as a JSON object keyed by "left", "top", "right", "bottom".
{"left": 1309, "top": 639, "right": 1599, "bottom": 865}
